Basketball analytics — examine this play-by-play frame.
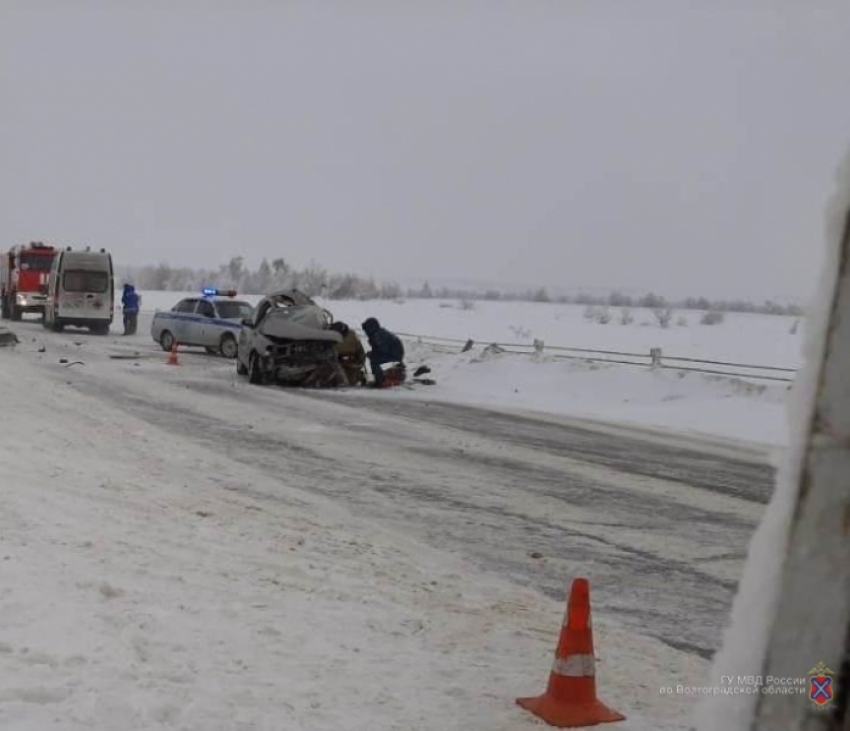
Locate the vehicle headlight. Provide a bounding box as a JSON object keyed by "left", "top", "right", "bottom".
{"left": 15, "top": 294, "right": 26, "bottom": 305}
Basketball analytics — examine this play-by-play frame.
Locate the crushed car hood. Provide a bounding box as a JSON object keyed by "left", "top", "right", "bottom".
{"left": 259, "top": 306, "right": 342, "bottom": 343}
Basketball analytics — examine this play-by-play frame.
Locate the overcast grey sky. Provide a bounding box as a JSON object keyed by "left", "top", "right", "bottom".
{"left": 3, "top": 1, "right": 850, "bottom": 299}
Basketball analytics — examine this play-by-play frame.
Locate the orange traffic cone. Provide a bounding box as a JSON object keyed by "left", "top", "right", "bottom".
{"left": 517, "top": 578, "right": 625, "bottom": 727}
{"left": 166, "top": 340, "right": 180, "bottom": 366}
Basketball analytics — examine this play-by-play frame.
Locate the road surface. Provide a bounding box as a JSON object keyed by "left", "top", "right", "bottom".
{"left": 9, "top": 316, "right": 775, "bottom": 664}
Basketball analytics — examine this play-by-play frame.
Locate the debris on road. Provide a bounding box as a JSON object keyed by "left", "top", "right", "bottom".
{"left": 0, "top": 326, "right": 19, "bottom": 346}
{"left": 108, "top": 352, "right": 155, "bottom": 360}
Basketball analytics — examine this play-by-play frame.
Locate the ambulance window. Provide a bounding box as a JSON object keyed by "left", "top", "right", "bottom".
{"left": 62, "top": 270, "right": 108, "bottom": 293}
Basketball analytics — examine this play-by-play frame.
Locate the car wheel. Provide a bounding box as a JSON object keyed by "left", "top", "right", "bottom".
{"left": 160, "top": 330, "right": 175, "bottom": 352}
{"left": 51, "top": 318, "right": 64, "bottom": 333}
{"left": 90, "top": 323, "right": 109, "bottom": 335}
{"left": 219, "top": 333, "right": 238, "bottom": 359}
{"left": 248, "top": 352, "right": 266, "bottom": 385}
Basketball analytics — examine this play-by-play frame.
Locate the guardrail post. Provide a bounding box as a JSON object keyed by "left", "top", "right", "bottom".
{"left": 649, "top": 347, "right": 662, "bottom": 367}
{"left": 533, "top": 338, "right": 545, "bottom": 354}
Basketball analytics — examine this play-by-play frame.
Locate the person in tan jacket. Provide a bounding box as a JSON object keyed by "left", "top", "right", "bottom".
{"left": 330, "top": 321, "right": 366, "bottom": 386}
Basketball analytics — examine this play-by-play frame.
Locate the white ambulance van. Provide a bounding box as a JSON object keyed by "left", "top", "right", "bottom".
{"left": 44, "top": 247, "right": 114, "bottom": 334}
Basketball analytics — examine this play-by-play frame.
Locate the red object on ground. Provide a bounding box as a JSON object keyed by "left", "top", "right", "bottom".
{"left": 380, "top": 366, "right": 405, "bottom": 388}
{"left": 167, "top": 341, "right": 180, "bottom": 366}
{"left": 516, "top": 578, "right": 625, "bottom": 727}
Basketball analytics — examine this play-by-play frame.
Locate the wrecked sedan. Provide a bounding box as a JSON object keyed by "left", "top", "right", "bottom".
{"left": 236, "top": 290, "right": 344, "bottom": 387}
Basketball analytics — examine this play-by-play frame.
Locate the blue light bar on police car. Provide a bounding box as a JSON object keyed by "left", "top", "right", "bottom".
{"left": 201, "top": 287, "right": 237, "bottom": 298}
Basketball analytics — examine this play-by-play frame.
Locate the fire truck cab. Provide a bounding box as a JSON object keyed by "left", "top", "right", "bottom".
{"left": 0, "top": 242, "right": 57, "bottom": 321}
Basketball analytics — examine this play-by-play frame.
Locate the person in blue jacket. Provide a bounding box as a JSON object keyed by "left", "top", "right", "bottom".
{"left": 121, "top": 283, "right": 141, "bottom": 335}
{"left": 361, "top": 317, "right": 405, "bottom": 387}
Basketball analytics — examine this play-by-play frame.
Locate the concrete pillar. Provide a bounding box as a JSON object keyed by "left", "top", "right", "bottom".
{"left": 753, "top": 208, "right": 850, "bottom": 729}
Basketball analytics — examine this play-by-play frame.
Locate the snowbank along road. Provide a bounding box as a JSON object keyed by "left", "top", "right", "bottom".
{"left": 0, "top": 316, "right": 776, "bottom": 730}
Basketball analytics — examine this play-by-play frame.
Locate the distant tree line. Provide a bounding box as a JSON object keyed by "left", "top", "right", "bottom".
{"left": 118, "top": 258, "right": 804, "bottom": 316}
{"left": 408, "top": 283, "right": 804, "bottom": 316}
{"left": 119, "top": 256, "right": 403, "bottom": 300}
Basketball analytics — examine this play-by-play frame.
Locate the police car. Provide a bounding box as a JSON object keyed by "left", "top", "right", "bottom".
{"left": 150, "top": 288, "right": 254, "bottom": 358}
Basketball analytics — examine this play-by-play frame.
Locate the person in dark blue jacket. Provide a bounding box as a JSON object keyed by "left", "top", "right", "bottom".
{"left": 361, "top": 317, "right": 405, "bottom": 387}
{"left": 121, "top": 283, "right": 141, "bottom": 335}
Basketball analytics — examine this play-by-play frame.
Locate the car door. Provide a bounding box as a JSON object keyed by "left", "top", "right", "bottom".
{"left": 238, "top": 298, "right": 266, "bottom": 363}
{"left": 169, "top": 298, "right": 199, "bottom": 344}
{"left": 45, "top": 255, "right": 61, "bottom": 322}
{"left": 69, "top": 269, "right": 110, "bottom": 322}
{"left": 195, "top": 299, "right": 217, "bottom": 346}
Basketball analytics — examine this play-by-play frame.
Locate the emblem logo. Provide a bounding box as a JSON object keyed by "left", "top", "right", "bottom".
{"left": 808, "top": 663, "right": 835, "bottom": 708}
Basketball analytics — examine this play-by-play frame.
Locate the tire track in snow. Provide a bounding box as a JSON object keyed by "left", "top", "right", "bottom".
{"left": 306, "top": 396, "right": 776, "bottom": 504}
{"left": 60, "top": 369, "right": 770, "bottom": 661}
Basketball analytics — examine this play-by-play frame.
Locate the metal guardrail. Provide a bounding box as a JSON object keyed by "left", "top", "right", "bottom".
{"left": 395, "top": 332, "right": 798, "bottom": 383}
{"left": 660, "top": 354, "right": 796, "bottom": 373}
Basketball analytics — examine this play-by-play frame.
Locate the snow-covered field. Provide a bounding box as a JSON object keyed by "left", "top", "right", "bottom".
{"left": 388, "top": 345, "right": 789, "bottom": 447}
{"left": 139, "top": 291, "right": 803, "bottom": 368}
{"left": 136, "top": 291, "right": 797, "bottom": 446}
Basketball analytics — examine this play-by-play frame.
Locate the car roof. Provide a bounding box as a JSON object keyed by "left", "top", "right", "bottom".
{"left": 208, "top": 297, "right": 251, "bottom": 304}
{"left": 176, "top": 296, "right": 251, "bottom": 304}
{"left": 57, "top": 251, "right": 112, "bottom": 267}
{"left": 261, "top": 289, "right": 316, "bottom": 306}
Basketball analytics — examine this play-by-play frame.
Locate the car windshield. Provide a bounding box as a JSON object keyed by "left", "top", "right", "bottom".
{"left": 264, "top": 304, "right": 328, "bottom": 328}
{"left": 216, "top": 301, "right": 254, "bottom": 320}
{"left": 20, "top": 254, "right": 54, "bottom": 272}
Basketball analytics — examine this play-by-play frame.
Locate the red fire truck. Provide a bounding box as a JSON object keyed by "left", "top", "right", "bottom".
{"left": 1, "top": 242, "right": 58, "bottom": 320}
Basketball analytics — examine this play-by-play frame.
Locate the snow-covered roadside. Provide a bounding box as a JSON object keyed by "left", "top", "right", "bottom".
{"left": 343, "top": 342, "right": 791, "bottom": 448}
{"left": 135, "top": 291, "right": 803, "bottom": 370}
{"left": 124, "top": 293, "right": 793, "bottom": 445}
{"left": 129, "top": 294, "right": 792, "bottom": 446}
{"left": 0, "top": 350, "right": 707, "bottom": 730}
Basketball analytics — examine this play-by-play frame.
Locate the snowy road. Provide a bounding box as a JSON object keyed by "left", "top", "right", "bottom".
{"left": 301, "top": 395, "right": 774, "bottom": 657}
{"left": 98, "top": 380, "right": 770, "bottom": 660}
{"left": 0, "top": 318, "right": 776, "bottom": 729}
{"left": 32, "top": 321, "right": 771, "bottom": 658}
